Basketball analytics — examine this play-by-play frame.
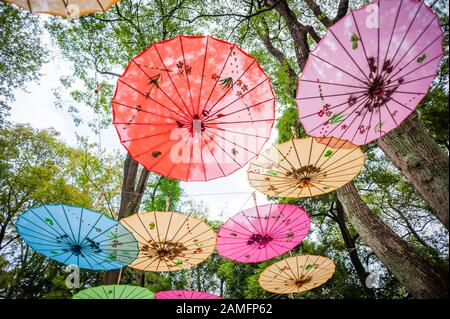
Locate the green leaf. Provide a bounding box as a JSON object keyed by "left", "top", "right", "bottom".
{"left": 330, "top": 113, "right": 346, "bottom": 124}
{"left": 266, "top": 170, "right": 278, "bottom": 176}
{"left": 324, "top": 150, "right": 333, "bottom": 157}
{"left": 350, "top": 34, "right": 359, "bottom": 42}
{"left": 417, "top": 54, "right": 426, "bottom": 63}
{"left": 44, "top": 217, "right": 54, "bottom": 226}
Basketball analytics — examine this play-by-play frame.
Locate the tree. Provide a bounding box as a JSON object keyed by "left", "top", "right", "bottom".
{"left": 337, "top": 182, "right": 448, "bottom": 298}
{"left": 0, "top": 124, "right": 90, "bottom": 251}
{"left": 0, "top": 124, "right": 122, "bottom": 298}
{"left": 0, "top": 3, "right": 47, "bottom": 126}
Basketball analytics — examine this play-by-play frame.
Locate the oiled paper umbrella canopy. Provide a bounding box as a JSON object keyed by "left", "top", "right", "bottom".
{"left": 297, "top": 0, "right": 444, "bottom": 145}
{"left": 3, "top": 0, "right": 120, "bottom": 18}
{"left": 15, "top": 204, "right": 138, "bottom": 270}
{"left": 112, "top": 35, "right": 275, "bottom": 181}
{"left": 73, "top": 285, "right": 154, "bottom": 299}
{"left": 155, "top": 290, "right": 221, "bottom": 299}
{"left": 217, "top": 204, "right": 310, "bottom": 263}
{"left": 259, "top": 255, "right": 335, "bottom": 294}
{"left": 248, "top": 137, "right": 364, "bottom": 198}
{"left": 120, "top": 211, "right": 216, "bottom": 272}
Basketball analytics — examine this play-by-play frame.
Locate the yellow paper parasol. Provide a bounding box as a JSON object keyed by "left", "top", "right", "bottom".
{"left": 120, "top": 211, "right": 216, "bottom": 272}
{"left": 259, "top": 255, "right": 335, "bottom": 294}
{"left": 2, "top": 0, "right": 120, "bottom": 18}
{"left": 247, "top": 137, "right": 364, "bottom": 198}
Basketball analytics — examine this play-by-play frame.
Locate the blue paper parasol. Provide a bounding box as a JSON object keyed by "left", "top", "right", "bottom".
{"left": 15, "top": 204, "right": 139, "bottom": 270}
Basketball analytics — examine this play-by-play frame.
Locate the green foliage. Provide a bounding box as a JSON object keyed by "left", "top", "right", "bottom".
{"left": 0, "top": 3, "right": 47, "bottom": 125}
{"left": 417, "top": 87, "right": 449, "bottom": 148}
{"left": 276, "top": 107, "right": 306, "bottom": 143}
{"left": 0, "top": 124, "right": 123, "bottom": 297}
{"left": 143, "top": 176, "right": 182, "bottom": 212}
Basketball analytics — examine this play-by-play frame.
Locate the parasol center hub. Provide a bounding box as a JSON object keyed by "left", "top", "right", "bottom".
{"left": 70, "top": 244, "right": 83, "bottom": 256}
{"left": 295, "top": 277, "right": 312, "bottom": 287}
{"left": 192, "top": 118, "right": 205, "bottom": 135}
{"left": 367, "top": 77, "right": 385, "bottom": 99}
{"left": 299, "top": 177, "right": 312, "bottom": 188}
{"left": 157, "top": 248, "right": 170, "bottom": 258}
{"left": 247, "top": 234, "right": 273, "bottom": 247}
{"left": 151, "top": 241, "right": 188, "bottom": 260}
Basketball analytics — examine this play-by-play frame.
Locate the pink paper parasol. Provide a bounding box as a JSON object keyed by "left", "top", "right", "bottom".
{"left": 297, "top": 0, "right": 444, "bottom": 145}
{"left": 155, "top": 290, "right": 221, "bottom": 299}
{"left": 216, "top": 204, "right": 310, "bottom": 263}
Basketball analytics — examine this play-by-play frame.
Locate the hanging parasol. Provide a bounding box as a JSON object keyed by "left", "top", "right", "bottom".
{"left": 259, "top": 255, "right": 335, "bottom": 294}
{"left": 15, "top": 204, "right": 138, "bottom": 270}
{"left": 120, "top": 211, "right": 216, "bottom": 272}
{"left": 247, "top": 137, "right": 364, "bottom": 198}
{"left": 216, "top": 204, "right": 310, "bottom": 263}
{"left": 112, "top": 35, "right": 275, "bottom": 181}
{"left": 155, "top": 290, "right": 221, "bottom": 299}
{"left": 73, "top": 285, "right": 154, "bottom": 299}
{"left": 297, "top": 0, "right": 444, "bottom": 145}
{"left": 2, "top": 0, "right": 120, "bottom": 18}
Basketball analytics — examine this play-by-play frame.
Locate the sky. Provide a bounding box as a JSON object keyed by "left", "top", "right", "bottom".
{"left": 9, "top": 27, "right": 277, "bottom": 222}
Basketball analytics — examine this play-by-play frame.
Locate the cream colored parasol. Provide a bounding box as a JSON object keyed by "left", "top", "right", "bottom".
{"left": 259, "top": 255, "right": 335, "bottom": 294}
{"left": 2, "top": 0, "right": 120, "bottom": 18}
{"left": 248, "top": 137, "right": 364, "bottom": 198}
{"left": 120, "top": 211, "right": 216, "bottom": 272}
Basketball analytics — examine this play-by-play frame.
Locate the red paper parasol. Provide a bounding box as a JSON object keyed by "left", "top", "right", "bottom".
{"left": 112, "top": 35, "right": 275, "bottom": 181}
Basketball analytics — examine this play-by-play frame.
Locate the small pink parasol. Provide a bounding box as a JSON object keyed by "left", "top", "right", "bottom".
{"left": 155, "top": 290, "right": 221, "bottom": 299}
{"left": 216, "top": 204, "right": 310, "bottom": 263}
{"left": 297, "top": 0, "right": 444, "bottom": 145}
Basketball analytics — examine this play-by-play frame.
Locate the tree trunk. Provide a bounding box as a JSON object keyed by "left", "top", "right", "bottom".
{"left": 337, "top": 182, "right": 449, "bottom": 298}
{"left": 377, "top": 114, "right": 449, "bottom": 229}
{"left": 102, "top": 154, "right": 150, "bottom": 285}
{"left": 335, "top": 199, "right": 372, "bottom": 294}
{"left": 219, "top": 278, "right": 224, "bottom": 297}
{"left": 139, "top": 271, "right": 145, "bottom": 287}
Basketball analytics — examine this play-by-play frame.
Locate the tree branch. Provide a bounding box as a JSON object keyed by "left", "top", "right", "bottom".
{"left": 264, "top": 0, "right": 310, "bottom": 69}
{"left": 333, "top": 0, "right": 349, "bottom": 24}
{"left": 255, "top": 17, "right": 298, "bottom": 95}
{"left": 304, "top": 0, "right": 349, "bottom": 27}
{"left": 303, "top": 0, "right": 332, "bottom": 27}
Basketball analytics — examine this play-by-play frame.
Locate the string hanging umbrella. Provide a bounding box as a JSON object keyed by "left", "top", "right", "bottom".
{"left": 15, "top": 204, "right": 139, "bottom": 270}
{"left": 259, "top": 255, "right": 335, "bottom": 294}
{"left": 120, "top": 211, "right": 216, "bottom": 272}
{"left": 112, "top": 35, "right": 275, "bottom": 181}
{"left": 2, "top": 0, "right": 120, "bottom": 18}
{"left": 155, "top": 290, "right": 221, "bottom": 299}
{"left": 297, "top": 0, "right": 444, "bottom": 145}
{"left": 73, "top": 285, "right": 154, "bottom": 299}
{"left": 247, "top": 137, "right": 364, "bottom": 198}
{"left": 216, "top": 204, "right": 310, "bottom": 263}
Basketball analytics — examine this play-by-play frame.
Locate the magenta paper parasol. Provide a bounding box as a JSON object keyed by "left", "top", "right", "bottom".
{"left": 155, "top": 290, "right": 221, "bottom": 299}
{"left": 216, "top": 204, "right": 310, "bottom": 263}
{"left": 297, "top": 0, "right": 444, "bottom": 145}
